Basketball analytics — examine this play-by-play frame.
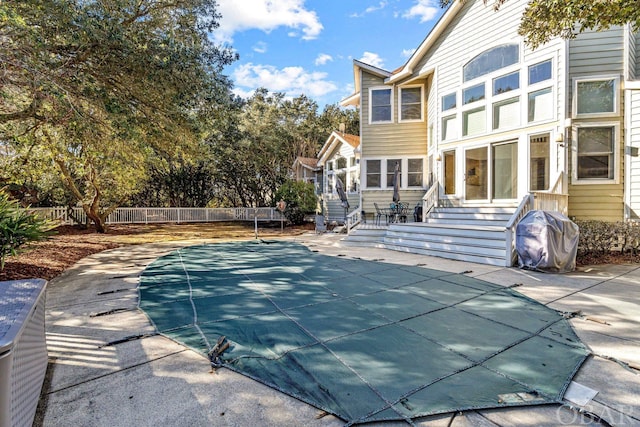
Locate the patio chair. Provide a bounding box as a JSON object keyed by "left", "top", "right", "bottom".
{"left": 373, "top": 202, "right": 388, "bottom": 225}
{"left": 397, "top": 202, "right": 409, "bottom": 223}
{"left": 388, "top": 202, "right": 409, "bottom": 223}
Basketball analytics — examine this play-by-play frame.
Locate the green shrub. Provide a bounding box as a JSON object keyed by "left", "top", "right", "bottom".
{"left": 575, "top": 220, "right": 640, "bottom": 256}
{"left": 0, "top": 191, "right": 54, "bottom": 271}
{"left": 273, "top": 180, "right": 317, "bottom": 225}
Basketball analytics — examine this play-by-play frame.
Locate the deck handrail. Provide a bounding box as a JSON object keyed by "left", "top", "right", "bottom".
{"left": 346, "top": 205, "right": 362, "bottom": 235}
{"left": 531, "top": 173, "right": 568, "bottom": 215}
{"left": 421, "top": 182, "right": 439, "bottom": 222}
{"left": 505, "top": 194, "right": 535, "bottom": 267}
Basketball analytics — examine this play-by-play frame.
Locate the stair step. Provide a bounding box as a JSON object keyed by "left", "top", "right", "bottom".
{"left": 385, "top": 231, "right": 505, "bottom": 249}
{"left": 391, "top": 223, "right": 505, "bottom": 235}
{"left": 425, "top": 218, "right": 509, "bottom": 227}
{"left": 383, "top": 244, "right": 507, "bottom": 266}
{"left": 432, "top": 207, "right": 516, "bottom": 214}
{"left": 383, "top": 236, "right": 506, "bottom": 258}
{"left": 429, "top": 212, "right": 513, "bottom": 221}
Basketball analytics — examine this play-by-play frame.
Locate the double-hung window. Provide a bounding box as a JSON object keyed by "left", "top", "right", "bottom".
{"left": 407, "top": 159, "right": 423, "bottom": 187}
{"left": 386, "top": 159, "right": 401, "bottom": 188}
{"left": 399, "top": 86, "right": 423, "bottom": 121}
{"left": 366, "top": 160, "right": 381, "bottom": 188}
{"left": 370, "top": 88, "right": 392, "bottom": 123}
{"left": 574, "top": 124, "right": 618, "bottom": 183}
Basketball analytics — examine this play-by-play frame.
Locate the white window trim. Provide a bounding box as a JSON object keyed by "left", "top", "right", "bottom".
{"left": 363, "top": 157, "right": 426, "bottom": 189}
{"left": 441, "top": 149, "right": 458, "bottom": 198}
{"left": 461, "top": 41, "right": 522, "bottom": 84}
{"left": 364, "top": 158, "right": 382, "bottom": 189}
{"left": 571, "top": 122, "right": 620, "bottom": 185}
{"left": 492, "top": 96, "right": 521, "bottom": 131}
{"left": 527, "top": 86, "right": 555, "bottom": 124}
{"left": 441, "top": 114, "right": 457, "bottom": 141}
{"left": 461, "top": 82, "right": 486, "bottom": 108}
{"left": 398, "top": 85, "right": 424, "bottom": 122}
{"left": 461, "top": 106, "right": 487, "bottom": 137}
{"left": 441, "top": 92, "right": 457, "bottom": 112}
{"left": 527, "top": 131, "right": 553, "bottom": 192}
{"left": 527, "top": 58, "right": 553, "bottom": 87}
{"left": 572, "top": 75, "right": 620, "bottom": 119}
{"left": 369, "top": 86, "right": 394, "bottom": 124}
{"left": 406, "top": 157, "right": 426, "bottom": 188}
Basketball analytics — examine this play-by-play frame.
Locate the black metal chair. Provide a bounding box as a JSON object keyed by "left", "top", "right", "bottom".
{"left": 373, "top": 202, "right": 388, "bottom": 225}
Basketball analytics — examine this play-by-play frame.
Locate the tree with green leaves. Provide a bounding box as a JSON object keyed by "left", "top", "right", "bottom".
{"left": 1, "top": 0, "right": 236, "bottom": 232}
{"left": 207, "top": 89, "right": 359, "bottom": 209}
{"left": 440, "top": 0, "right": 640, "bottom": 48}
{"left": 273, "top": 180, "right": 318, "bottom": 225}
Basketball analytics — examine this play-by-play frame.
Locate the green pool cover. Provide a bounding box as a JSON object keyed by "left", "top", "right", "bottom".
{"left": 138, "top": 241, "right": 588, "bottom": 425}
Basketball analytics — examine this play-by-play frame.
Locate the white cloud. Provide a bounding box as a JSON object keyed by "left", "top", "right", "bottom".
{"left": 214, "top": 0, "right": 323, "bottom": 43}
{"left": 232, "top": 63, "right": 338, "bottom": 98}
{"left": 402, "top": 48, "right": 416, "bottom": 58}
{"left": 350, "top": 1, "right": 388, "bottom": 18}
{"left": 315, "top": 53, "right": 333, "bottom": 66}
{"left": 359, "top": 52, "right": 385, "bottom": 69}
{"left": 402, "top": 0, "right": 439, "bottom": 23}
{"left": 253, "top": 41, "right": 268, "bottom": 53}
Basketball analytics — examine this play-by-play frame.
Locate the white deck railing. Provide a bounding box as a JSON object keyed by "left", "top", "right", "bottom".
{"left": 421, "top": 182, "right": 439, "bottom": 222}
{"left": 505, "top": 194, "right": 535, "bottom": 267}
{"left": 532, "top": 173, "right": 568, "bottom": 215}
{"left": 346, "top": 206, "right": 362, "bottom": 235}
{"left": 29, "top": 207, "right": 282, "bottom": 225}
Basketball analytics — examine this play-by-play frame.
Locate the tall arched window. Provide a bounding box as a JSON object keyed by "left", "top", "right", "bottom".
{"left": 463, "top": 44, "right": 519, "bottom": 82}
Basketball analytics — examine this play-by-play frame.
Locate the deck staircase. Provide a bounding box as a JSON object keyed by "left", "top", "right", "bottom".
{"left": 323, "top": 195, "right": 359, "bottom": 224}
{"left": 344, "top": 206, "right": 517, "bottom": 266}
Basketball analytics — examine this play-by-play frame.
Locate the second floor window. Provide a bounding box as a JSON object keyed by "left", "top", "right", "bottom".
{"left": 399, "top": 87, "right": 423, "bottom": 121}
{"left": 574, "top": 77, "right": 618, "bottom": 117}
{"left": 370, "top": 88, "right": 392, "bottom": 123}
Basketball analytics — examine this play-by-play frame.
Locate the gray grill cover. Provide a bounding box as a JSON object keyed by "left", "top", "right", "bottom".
{"left": 516, "top": 210, "right": 579, "bottom": 273}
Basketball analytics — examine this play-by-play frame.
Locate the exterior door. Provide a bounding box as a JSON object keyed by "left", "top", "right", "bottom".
{"left": 464, "top": 141, "right": 517, "bottom": 202}
{"left": 465, "top": 147, "right": 488, "bottom": 201}
{"left": 492, "top": 141, "right": 518, "bottom": 200}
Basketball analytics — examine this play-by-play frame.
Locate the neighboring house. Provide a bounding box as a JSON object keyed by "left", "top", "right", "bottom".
{"left": 292, "top": 156, "right": 322, "bottom": 194}
{"left": 341, "top": 0, "right": 640, "bottom": 222}
{"left": 317, "top": 130, "right": 361, "bottom": 221}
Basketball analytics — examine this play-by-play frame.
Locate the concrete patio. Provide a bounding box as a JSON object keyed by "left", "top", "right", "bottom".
{"left": 35, "top": 232, "right": 640, "bottom": 426}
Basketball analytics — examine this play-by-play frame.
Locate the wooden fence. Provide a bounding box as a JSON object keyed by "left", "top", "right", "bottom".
{"left": 29, "top": 207, "right": 283, "bottom": 225}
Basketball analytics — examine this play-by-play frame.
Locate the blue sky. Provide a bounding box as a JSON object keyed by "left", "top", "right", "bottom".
{"left": 213, "top": 0, "right": 447, "bottom": 108}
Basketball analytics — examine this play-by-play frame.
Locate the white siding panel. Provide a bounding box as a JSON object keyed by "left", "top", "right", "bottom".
{"left": 409, "top": 0, "right": 564, "bottom": 143}
{"left": 629, "top": 90, "right": 640, "bottom": 219}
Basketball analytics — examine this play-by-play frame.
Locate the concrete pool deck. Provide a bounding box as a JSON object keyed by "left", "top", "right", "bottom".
{"left": 35, "top": 232, "right": 640, "bottom": 426}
